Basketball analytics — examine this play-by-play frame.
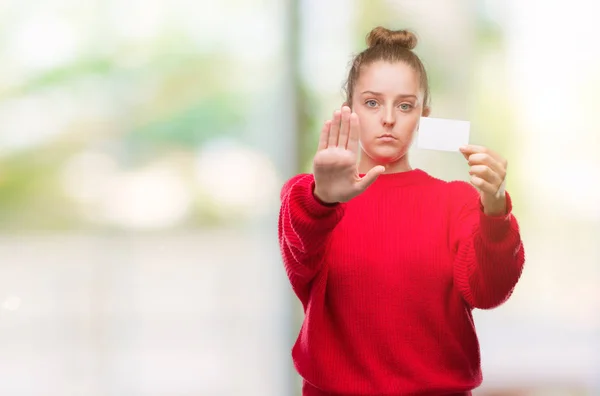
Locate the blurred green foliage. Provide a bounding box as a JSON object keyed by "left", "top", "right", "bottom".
{"left": 0, "top": 1, "right": 519, "bottom": 230}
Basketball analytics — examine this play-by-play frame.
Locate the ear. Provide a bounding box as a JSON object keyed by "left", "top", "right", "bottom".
{"left": 421, "top": 106, "right": 431, "bottom": 117}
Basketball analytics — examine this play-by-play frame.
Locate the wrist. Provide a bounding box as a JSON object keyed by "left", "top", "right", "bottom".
{"left": 313, "top": 186, "right": 338, "bottom": 206}
{"left": 481, "top": 195, "right": 507, "bottom": 216}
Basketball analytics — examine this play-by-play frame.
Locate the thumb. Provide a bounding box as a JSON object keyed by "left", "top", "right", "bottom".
{"left": 356, "top": 165, "right": 385, "bottom": 191}
{"left": 459, "top": 146, "right": 470, "bottom": 161}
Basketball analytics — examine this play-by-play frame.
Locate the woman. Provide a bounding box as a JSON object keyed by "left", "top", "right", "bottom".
{"left": 278, "top": 26, "right": 525, "bottom": 396}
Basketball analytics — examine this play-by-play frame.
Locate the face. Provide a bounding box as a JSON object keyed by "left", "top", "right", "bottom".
{"left": 351, "top": 61, "right": 429, "bottom": 172}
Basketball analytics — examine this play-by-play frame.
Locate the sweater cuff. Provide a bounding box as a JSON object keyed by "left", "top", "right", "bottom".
{"left": 479, "top": 192, "right": 514, "bottom": 242}
{"left": 295, "top": 180, "right": 344, "bottom": 218}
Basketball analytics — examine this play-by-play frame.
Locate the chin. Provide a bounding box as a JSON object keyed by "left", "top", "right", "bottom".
{"left": 364, "top": 147, "right": 408, "bottom": 165}
{"left": 377, "top": 157, "right": 405, "bottom": 166}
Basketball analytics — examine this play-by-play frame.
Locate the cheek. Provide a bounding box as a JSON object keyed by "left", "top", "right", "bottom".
{"left": 399, "top": 114, "right": 420, "bottom": 131}
{"left": 355, "top": 109, "right": 376, "bottom": 129}
{"left": 352, "top": 108, "right": 373, "bottom": 124}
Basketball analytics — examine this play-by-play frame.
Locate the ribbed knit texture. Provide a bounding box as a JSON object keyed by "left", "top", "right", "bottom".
{"left": 278, "top": 169, "right": 525, "bottom": 396}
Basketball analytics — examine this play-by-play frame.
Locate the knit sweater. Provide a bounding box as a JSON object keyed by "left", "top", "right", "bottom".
{"left": 278, "top": 168, "right": 525, "bottom": 396}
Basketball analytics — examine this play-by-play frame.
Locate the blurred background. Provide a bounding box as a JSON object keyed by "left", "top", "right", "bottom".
{"left": 0, "top": 0, "right": 598, "bottom": 395}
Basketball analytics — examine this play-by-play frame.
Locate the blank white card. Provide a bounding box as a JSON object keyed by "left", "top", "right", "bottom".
{"left": 416, "top": 117, "right": 470, "bottom": 152}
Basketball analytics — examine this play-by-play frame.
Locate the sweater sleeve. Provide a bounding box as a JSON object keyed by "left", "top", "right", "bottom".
{"left": 449, "top": 181, "right": 525, "bottom": 310}
{"left": 278, "top": 174, "right": 346, "bottom": 301}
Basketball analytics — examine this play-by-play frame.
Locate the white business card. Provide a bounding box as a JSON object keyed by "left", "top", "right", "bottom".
{"left": 416, "top": 117, "right": 470, "bottom": 152}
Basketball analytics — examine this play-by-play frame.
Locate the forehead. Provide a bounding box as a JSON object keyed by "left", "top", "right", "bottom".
{"left": 356, "top": 61, "right": 421, "bottom": 95}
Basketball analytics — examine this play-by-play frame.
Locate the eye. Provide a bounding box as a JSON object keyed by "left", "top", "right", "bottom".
{"left": 399, "top": 103, "right": 413, "bottom": 111}
{"left": 365, "top": 100, "right": 378, "bottom": 108}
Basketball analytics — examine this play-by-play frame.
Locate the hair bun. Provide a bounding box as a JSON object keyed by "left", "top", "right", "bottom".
{"left": 366, "top": 27, "right": 418, "bottom": 50}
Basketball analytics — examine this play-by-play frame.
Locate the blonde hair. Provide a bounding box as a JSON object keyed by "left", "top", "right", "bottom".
{"left": 344, "top": 26, "right": 430, "bottom": 108}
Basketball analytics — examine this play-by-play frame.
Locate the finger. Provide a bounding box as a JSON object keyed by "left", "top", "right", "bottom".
{"left": 338, "top": 106, "right": 351, "bottom": 148}
{"left": 466, "top": 153, "right": 506, "bottom": 179}
{"left": 460, "top": 145, "right": 507, "bottom": 167}
{"left": 469, "top": 165, "right": 503, "bottom": 187}
{"left": 347, "top": 112, "right": 360, "bottom": 153}
{"left": 459, "top": 144, "right": 488, "bottom": 155}
{"left": 470, "top": 175, "right": 497, "bottom": 195}
{"left": 356, "top": 165, "right": 385, "bottom": 192}
{"left": 460, "top": 147, "right": 488, "bottom": 162}
{"left": 328, "top": 110, "right": 342, "bottom": 147}
{"left": 317, "top": 120, "right": 331, "bottom": 151}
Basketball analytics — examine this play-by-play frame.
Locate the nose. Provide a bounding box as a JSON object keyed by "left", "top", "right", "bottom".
{"left": 382, "top": 105, "right": 395, "bottom": 128}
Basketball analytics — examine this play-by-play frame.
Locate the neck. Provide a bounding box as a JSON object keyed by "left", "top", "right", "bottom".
{"left": 358, "top": 151, "right": 412, "bottom": 174}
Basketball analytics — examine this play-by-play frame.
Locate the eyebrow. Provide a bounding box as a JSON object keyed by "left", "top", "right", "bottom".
{"left": 361, "top": 91, "right": 418, "bottom": 100}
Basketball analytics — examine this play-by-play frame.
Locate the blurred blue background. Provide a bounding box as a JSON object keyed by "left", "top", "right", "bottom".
{"left": 0, "top": 0, "right": 599, "bottom": 395}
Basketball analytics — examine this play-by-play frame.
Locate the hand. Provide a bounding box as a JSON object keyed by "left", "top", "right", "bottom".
{"left": 313, "top": 106, "right": 385, "bottom": 204}
{"left": 459, "top": 145, "right": 508, "bottom": 216}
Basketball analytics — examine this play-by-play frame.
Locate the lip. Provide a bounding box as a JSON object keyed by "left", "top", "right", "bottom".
{"left": 377, "top": 134, "right": 397, "bottom": 141}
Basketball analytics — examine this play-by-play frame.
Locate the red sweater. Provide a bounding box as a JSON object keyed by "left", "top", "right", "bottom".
{"left": 278, "top": 169, "right": 525, "bottom": 396}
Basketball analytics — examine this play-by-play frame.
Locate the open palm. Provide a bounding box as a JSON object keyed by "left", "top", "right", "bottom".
{"left": 313, "top": 106, "right": 385, "bottom": 204}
